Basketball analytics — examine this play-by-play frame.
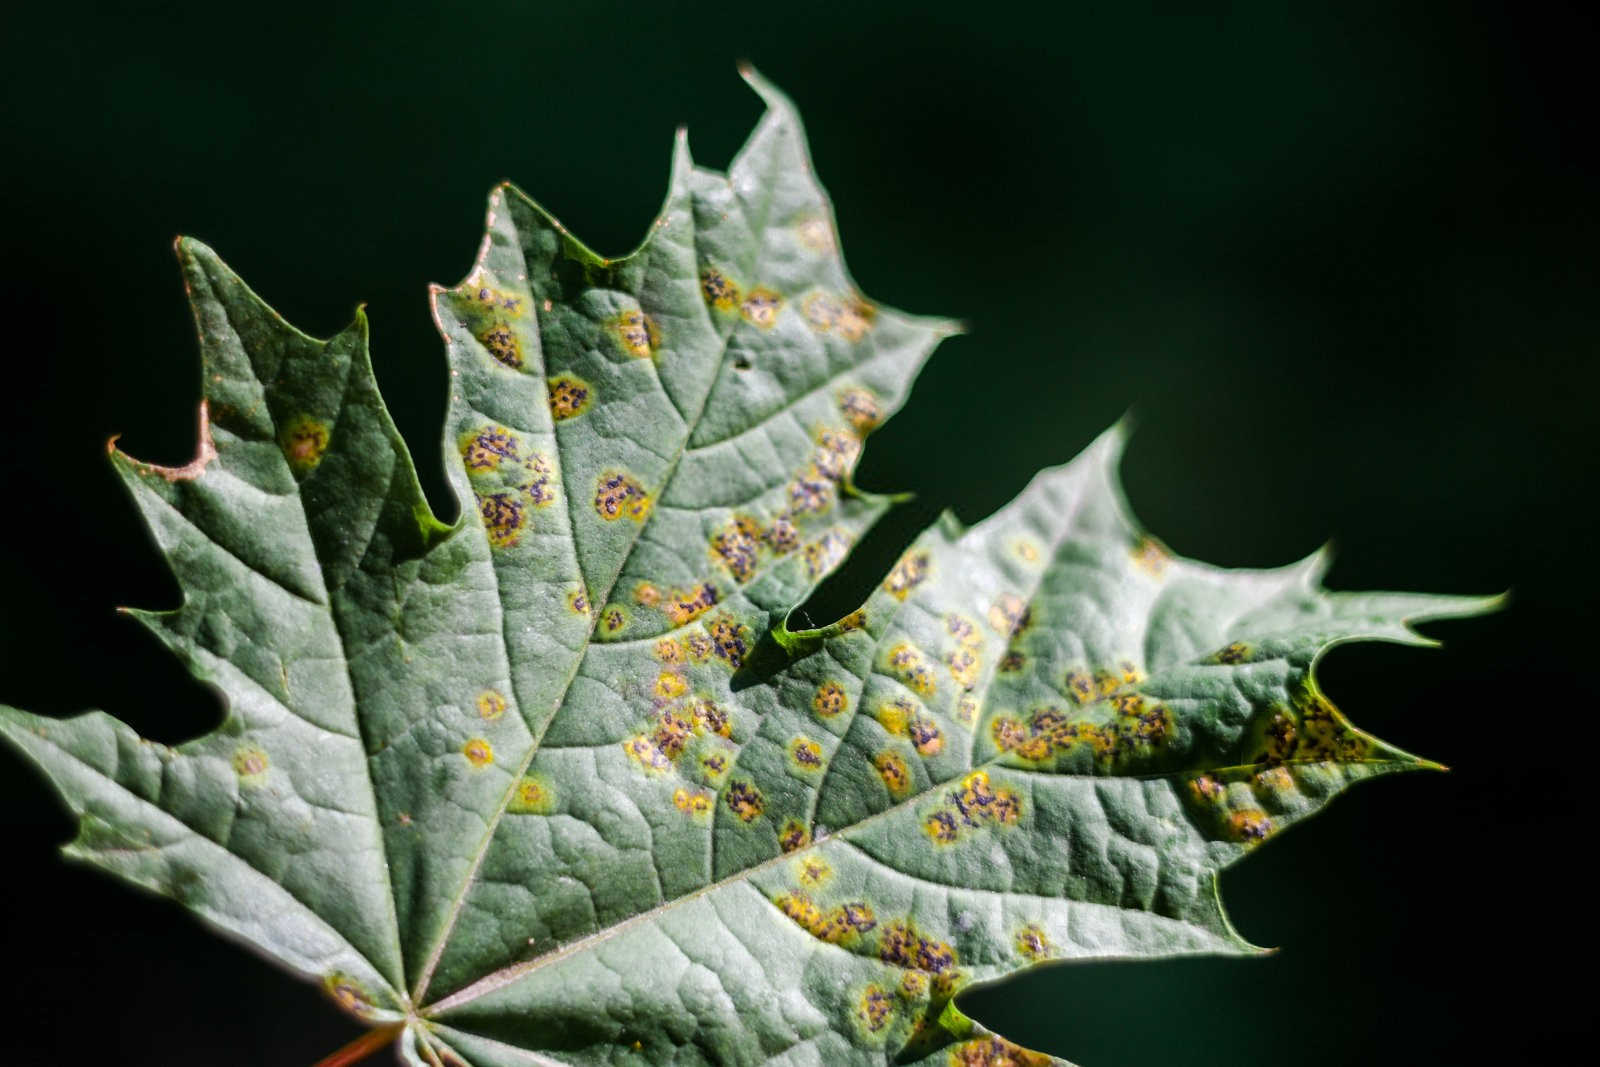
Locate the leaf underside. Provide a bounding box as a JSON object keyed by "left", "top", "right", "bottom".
{"left": 0, "top": 69, "right": 1495, "bottom": 1067}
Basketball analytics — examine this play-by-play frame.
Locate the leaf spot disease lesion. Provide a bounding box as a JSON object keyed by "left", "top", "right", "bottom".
{"left": 921, "top": 770, "right": 1021, "bottom": 845}
{"left": 778, "top": 818, "right": 811, "bottom": 852}
{"left": 547, "top": 374, "right": 593, "bottom": 419}
{"left": 883, "top": 550, "right": 930, "bottom": 600}
{"left": 838, "top": 385, "right": 882, "bottom": 431}
{"left": 724, "top": 778, "right": 764, "bottom": 822}
{"left": 739, "top": 286, "right": 783, "bottom": 329}
{"left": 813, "top": 680, "right": 848, "bottom": 719}
{"left": 1014, "top": 923, "right": 1051, "bottom": 961}
{"left": 800, "top": 290, "right": 876, "bottom": 340}
{"left": 280, "top": 415, "right": 331, "bottom": 472}
{"left": 231, "top": 744, "right": 269, "bottom": 782}
{"left": 475, "top": 689, "right": 508, "bottom": 721}
{"left": 612, "top": 309, "right": 661, "bottom": 358}
{"left": 700, "top": 266, "right": 741, "bottom": 311}
{"left": 788, "top": 736, "right": 825, "bottom": 772}
{"left": 672, "top": 787, "right": 714, "bottom": 819}
{"left": 776, "top": 892, "right": 878, "bottom": 945}
{"left": 508, "top": 776, "right": 556, "bottom": 815}
{"left": 477, "top": 322, "right": 523, "bottom": 369}
{"left": 462, "top": 738, "right": 494, "bottom": 768}
{"left": 594, "top": 470, "right": 652, "bottom": 522}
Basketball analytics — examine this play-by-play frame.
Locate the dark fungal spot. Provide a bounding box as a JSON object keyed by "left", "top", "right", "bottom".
{"left": 725, "top": 779, "right": 764, "bottom": 822}
{"left": 478, "top": 323, "right": 522, "bottom": 369}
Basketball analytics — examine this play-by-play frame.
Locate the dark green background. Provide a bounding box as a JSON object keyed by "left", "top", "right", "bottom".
{"left": 1, "top": 2, "right": 1592, "bottom": 1063}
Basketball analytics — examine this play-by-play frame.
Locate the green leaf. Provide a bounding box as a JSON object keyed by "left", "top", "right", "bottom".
{"left": 0, "top": 67, "right": 1496, "bottom": 1067}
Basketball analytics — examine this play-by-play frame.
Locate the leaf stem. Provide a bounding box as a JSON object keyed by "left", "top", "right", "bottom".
{"left": 313, "top": 1023, "right": 404, "bottom": 1067}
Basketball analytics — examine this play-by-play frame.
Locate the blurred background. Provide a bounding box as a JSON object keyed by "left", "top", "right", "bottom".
{"left": 0, "top": 2, "right": 1592, "bottom": 1063}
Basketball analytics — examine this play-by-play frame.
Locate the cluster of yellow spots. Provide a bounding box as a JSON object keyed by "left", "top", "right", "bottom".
{"left": 1014, "top": 923, "right": 1051, "bottom": 961}
{"left": 1132, "top": 537, "right": 1170, "bottom": 577}
{"left": 547, "top": 374, "right": 593, "bottom": 420}
{"left": 813, "top": 680, "right": 848, "bottom": 719}
{"left": 838, "top": 386, "right": 882, "bottom": 431}
{"left": 1186, "top": 772, "right": 1278, "bottom": 845}
{"left": 1250, "top": 687, "right": 1375, "bottom": 764}
{"left": 987, "top": 593, "right": 1032, "bottom": 638}
{"left": 594, "top": 470, "right": 651, "bottom": 522}
{"left": 462, "top": 738, "right": 494, "bottom": 768}
{"left": 1064, "top": 661, "right": 1142, "bottom": 705}
{"left": 700, "top": 267, "right": 741, "bottom": 312}
{"left": 838, "top": 608, "right": 868, "bottom": 632}
{"left": 725, "top": 779, "right": 764, "bottom": 822}
{"left": 789, "top": 736, "right": 825, "bottom": 773}
{"left": 883, "top": 550, "right": 930, "bottom": 600}
{"left": 476, "top": 689, "right": 507, "bottom": 721}
{"left": 508, "top": 777, "right": 555, "bottom": 815}
{"left": 800, "top": 291, "right": 875, "bottom": 341}
{"left": 613, "top": 309, "right": 661, "bottom": 358}
{"left": 478, "top": 323, "right": 523, "bottom": 369}
{"left": 280, "top": 416, "right": 330, "bottom": 472}
{"left": 944, "top": 613, "right": 985, "bottom": 690}
{"left": 990, "top": 695, "right": 1173, "bottom": 767}
{"left": 949, "top": 1036, "right": 1052, "bottom": 1067}
{"left": 778, "top": 819, "right": 811, "bottom": 852}
{"left": 803, "top": 530, "right": 852, "bottom": 579}
{"left": 621, "top": 696, "right": 730, "bottom": 777}
{"left": 600, "top": 605, "right": 629, "bottom": 636}
{"left": 231, "top": 745, "right": 269, "bottom": 781}
{"left": 875, "top": 697, "right": 944, "bottom": 756}
{"left": 462, "top": 426, "right": 557, "bottom": 548}
{"left": 777, "top": 892, "right": 878, "bottom": 945}
{"left": 954, "top": 696, "right": 979, "bottom": 728}
{"left": 921, "top": 770, "right": 1021, "bottom": 845}
{"left": 659, "top": 585, "right": 723, "bottom": 627}
{"left": 886, "top": 643, "right": 936, "bottom": 696}
{"left": 672, "top": 787, "right": 713, "bottom": 818}
{"left": 795, "top": 217, "right": 834, "bottom": 253}
{"left": 857, "top": 985, "right": 895, "bottom": 1035}
{"left": 566, "top": 589, "right": 590, "bottom": 616}
{"left": 740, "top": 287, "right": 783, "bottom": 328}
{"left": 878, "top": 919, "right": 959, "bottom": 992}
{"left": 874, "top": 751, "right": 912, "bottom": 796}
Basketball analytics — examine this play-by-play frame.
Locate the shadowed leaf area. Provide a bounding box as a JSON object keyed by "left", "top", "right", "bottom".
{"left": 0, "top": 69, "right": 1495, "bottom": 1067}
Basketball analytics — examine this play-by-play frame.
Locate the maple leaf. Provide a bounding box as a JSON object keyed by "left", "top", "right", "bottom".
{"left": 0, "top": 68, "right": 1496, "bottom": 1066}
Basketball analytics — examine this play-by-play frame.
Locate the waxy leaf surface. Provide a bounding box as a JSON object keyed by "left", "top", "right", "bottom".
{"left": 0, "top": 70, "right": 1494, "bottom": 1067}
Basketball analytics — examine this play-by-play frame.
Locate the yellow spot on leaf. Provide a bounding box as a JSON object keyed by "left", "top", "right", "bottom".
{"left": 476, "top": 689, "right": 507, "bottom": 721}
{"left": 280, "top": 416, "right": 330, "bottom": 472}
{"left": 547, "top": 374, "right": 593, "bottom": 419}
{"left": 813, "top": 680, "right": 848, "bottom": 718}
{"left": 594, "top": 470, "right": 651, "bottom": 521}
{"left": 478, "top": 323, "right": 522, "bottom": 369}
{"left": 463, "top": 738, "right": 494, "bottom": 768}
{"left": 739, "top": 286, "right": 783, "bottom": 328}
